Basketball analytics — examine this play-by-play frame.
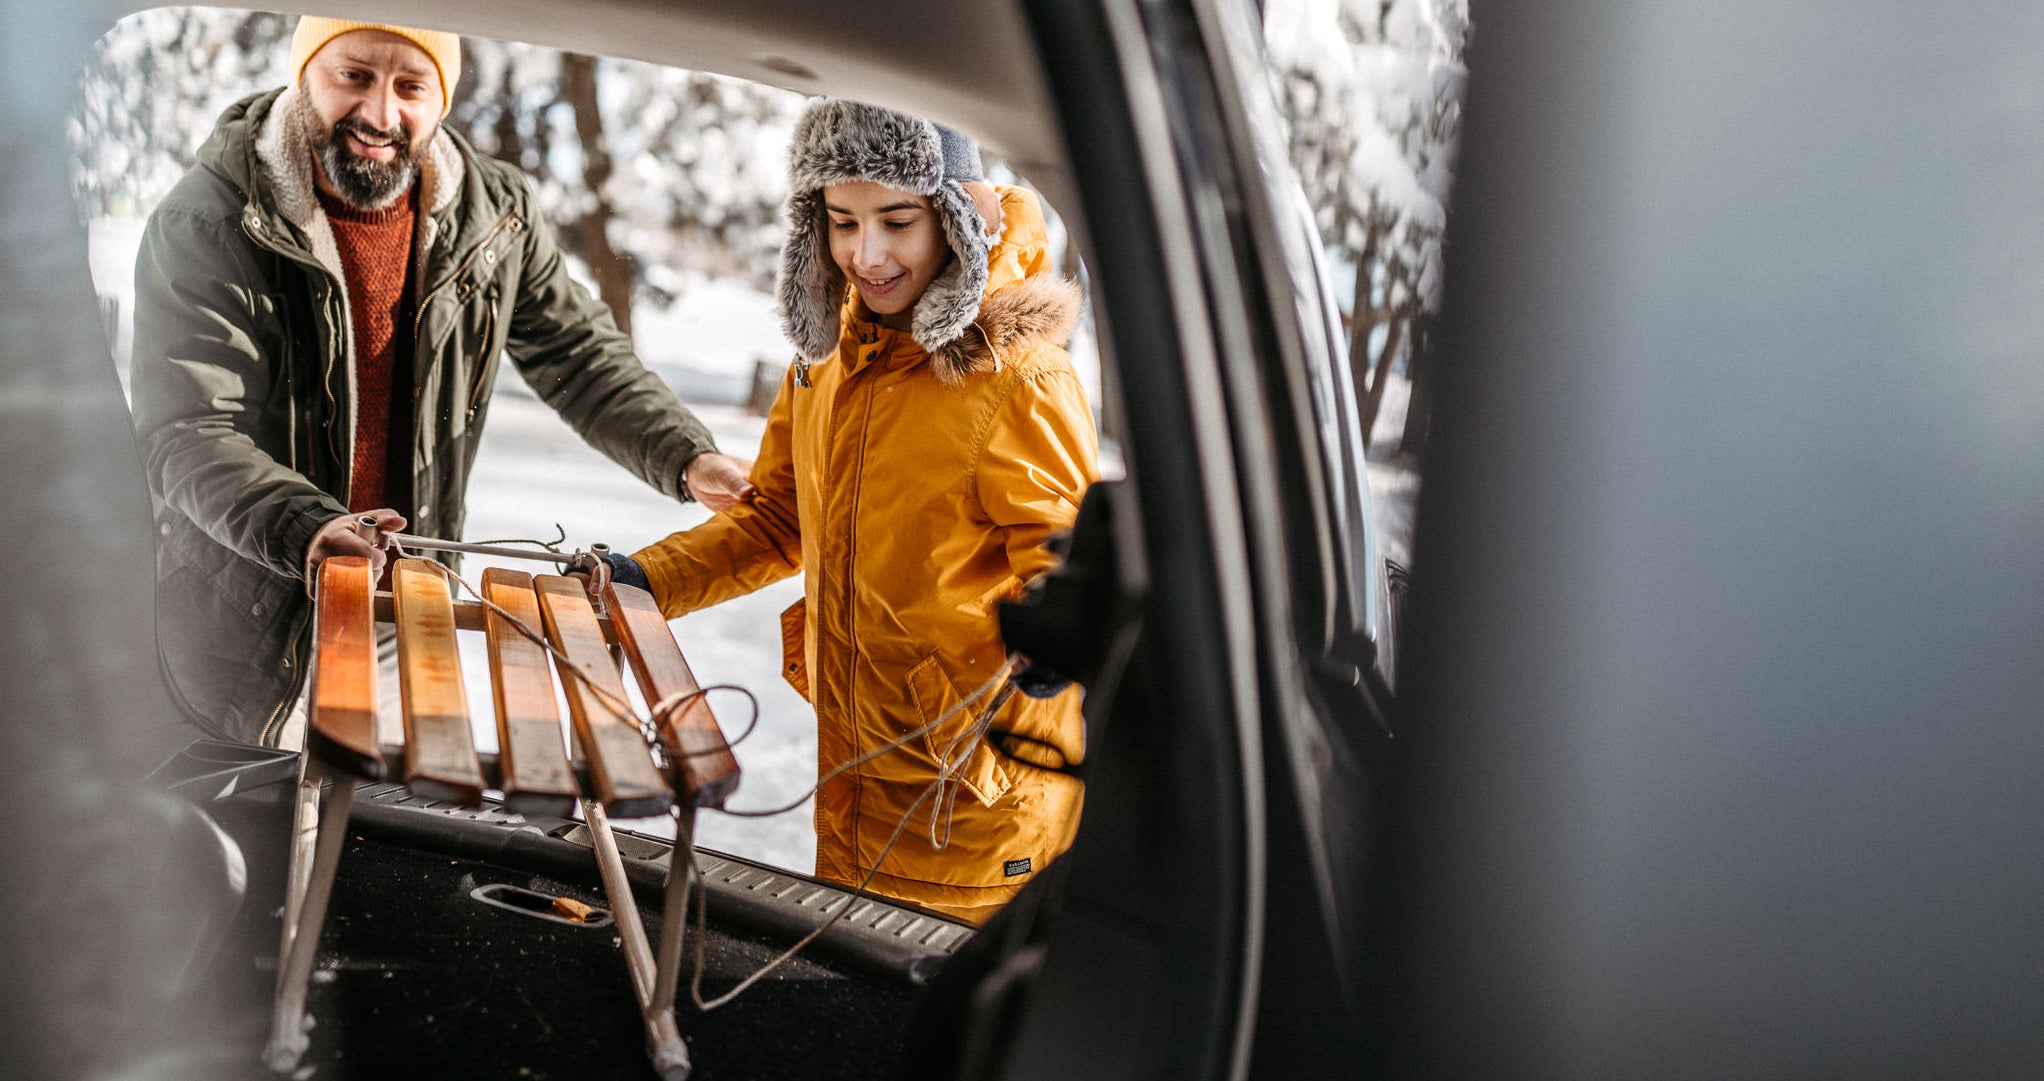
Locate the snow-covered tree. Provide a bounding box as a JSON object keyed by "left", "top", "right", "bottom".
{"left": 68, "top": 9, "right": 292, "bottom": 218}
{"left": 1264, "top": 0, "right": 1468, "bottom": 455}
{"left": 449, "top": 42, "right": 803, "bottom": 337}
{"left": 68, "top": 10, "right": 802, "bottom": 341}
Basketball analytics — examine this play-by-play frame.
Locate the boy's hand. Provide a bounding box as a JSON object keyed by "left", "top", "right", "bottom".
{"left": 568, "top": 551, "right": 650, "bottom": 602}
{"left": 684, "top": 452, "right": 757, "bottom": 512}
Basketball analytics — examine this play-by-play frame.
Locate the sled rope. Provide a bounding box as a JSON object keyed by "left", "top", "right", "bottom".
{"left": 679, "top": 658, "right": 1019, "bottom": 1011}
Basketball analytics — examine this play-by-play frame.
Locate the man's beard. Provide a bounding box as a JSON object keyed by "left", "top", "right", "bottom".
{"left": 296, "top": 90, "right": 420, "bottom": 210}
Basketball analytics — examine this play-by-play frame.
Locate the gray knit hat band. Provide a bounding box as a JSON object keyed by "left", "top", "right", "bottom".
{"left": 934, "top": 124, "right": 984, "bottom": 183}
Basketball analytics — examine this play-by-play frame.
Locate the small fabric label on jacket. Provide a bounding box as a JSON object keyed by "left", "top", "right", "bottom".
{"left": 1003, "top": 858, "right": 1032, "bottom": 877}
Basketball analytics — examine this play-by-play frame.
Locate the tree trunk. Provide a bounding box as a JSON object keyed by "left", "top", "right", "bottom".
{"left": 1344, "top": 209, "right": 1391, "bottom": 407}
{"left": 1400, "top": 316, "right": 1436, "bottom": 456}
{"left": 1358, "top": 310, "right": 1405, "bottom": 454}
{"left": 558, "top": 53, "right": 636, "bottom": 339}
{"left": 489, "top": 57, "right": 522, "bottom": 167}
{"left": 1345, "top": 248, "right": 1376, "bottom": 394}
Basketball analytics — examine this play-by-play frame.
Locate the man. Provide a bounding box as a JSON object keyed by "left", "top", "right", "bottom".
{"left": 129, "top": 18, "right": 753, "bottom": 746}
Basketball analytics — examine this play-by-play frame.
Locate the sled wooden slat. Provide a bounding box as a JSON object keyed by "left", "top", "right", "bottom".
{"left": 534, "top": 574, "right": 672, "bottom": 818}
{"left": 481, "top": 568, "right": 578, "bottom": 817}
{"left": 307, "top": 556, "right": 383, "bottom": 780}
{"left": 606, "top": 581, "right": 741, "bottom": 809}
{"left": 391, "top": 558, "right": 485, "bottom": 805}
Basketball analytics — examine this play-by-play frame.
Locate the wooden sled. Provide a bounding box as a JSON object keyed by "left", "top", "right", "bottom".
{"left": 265, "top": 556, "right": 739, "bottom": 1079}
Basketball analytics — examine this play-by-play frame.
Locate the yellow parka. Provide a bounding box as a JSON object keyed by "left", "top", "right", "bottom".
{"left": 633, "top": 187, "right": 1099, "bottom": 922}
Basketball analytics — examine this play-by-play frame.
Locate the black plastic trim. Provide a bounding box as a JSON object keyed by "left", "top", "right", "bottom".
{"left": 344, "top": 782, "right": 973, "bottom": 986}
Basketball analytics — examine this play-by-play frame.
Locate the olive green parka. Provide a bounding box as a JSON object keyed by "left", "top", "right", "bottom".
{"left": 130, "top": 87, "right": 717, "bottom": 744}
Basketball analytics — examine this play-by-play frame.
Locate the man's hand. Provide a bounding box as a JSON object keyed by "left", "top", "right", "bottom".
{"left": 305, "top": 509, "right": 406, "bottom": 582}
{"left": 684, "top": 452, "right": 757, "bottom": 513}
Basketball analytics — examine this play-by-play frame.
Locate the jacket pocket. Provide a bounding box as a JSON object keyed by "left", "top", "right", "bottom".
{"left": 779, "top": 599, "right": 810, "bottom": 702}
{"left": 905, "top": 652, "right": 1013, "bottom": 808}
{"left": 463, "top": 286, "right": 503, "bottom": 428}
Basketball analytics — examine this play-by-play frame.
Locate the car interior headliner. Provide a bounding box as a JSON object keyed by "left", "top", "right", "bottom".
{"left": 75, "top": 0, "right": 1077, "bottom": 214}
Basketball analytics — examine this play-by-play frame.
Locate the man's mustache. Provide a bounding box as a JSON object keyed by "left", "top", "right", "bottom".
{"left": 330, "top": 115, "right": 411, "bottom": 152}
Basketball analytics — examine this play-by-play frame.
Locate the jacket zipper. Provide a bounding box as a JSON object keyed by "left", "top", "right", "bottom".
{"left": 838, "top": 337, "right": 880, "bottom": 791}
{"left": 320, "top": 283, "right": 344, "bottom": 470}
{"left": 242, "top": 216, "right": 348, "bottom": 474}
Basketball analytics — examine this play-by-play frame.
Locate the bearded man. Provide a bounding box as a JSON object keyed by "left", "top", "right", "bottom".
{"left": 129, "top": 18, "right": 755, "bottom": 746}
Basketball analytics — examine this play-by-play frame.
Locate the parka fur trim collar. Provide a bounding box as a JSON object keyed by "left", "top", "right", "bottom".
{"left": 253, "top": 85, "right": 464, "bottom": 285}
{"left": 777, "top": 100, "right": 991, "bottom": 367}
{"left": 923, "top": 273, "right": 1085, "bottom": 386}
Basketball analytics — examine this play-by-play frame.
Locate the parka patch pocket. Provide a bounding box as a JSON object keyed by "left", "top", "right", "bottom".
{"left": 906, "top": 652, "right": 1013, "bottom": 808}
{"left": 779, "top": 600, "right": 810, "bottom": 702}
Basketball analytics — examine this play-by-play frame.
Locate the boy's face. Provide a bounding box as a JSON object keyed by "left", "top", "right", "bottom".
{"left": 823, "top": 181, "right": 950, "bottom": 325}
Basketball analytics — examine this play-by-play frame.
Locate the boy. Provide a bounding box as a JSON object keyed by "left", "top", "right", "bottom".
{"left": 605, "top": 99, "right": 1097, "bottom": 922}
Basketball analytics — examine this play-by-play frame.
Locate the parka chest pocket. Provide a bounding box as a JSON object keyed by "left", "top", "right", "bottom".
{"left": 419, "top": 215, "right": 525, "bottom": 432}
{"left": 454, "top": 214, "right": 524, "bottom": 294}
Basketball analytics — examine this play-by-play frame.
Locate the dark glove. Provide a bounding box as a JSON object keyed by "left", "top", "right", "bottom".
{"left": 1010, "top": 656, "right": 1073, "bottom": 700}
{"left": 599, "top": 551, "right": 650, "bottom": 592}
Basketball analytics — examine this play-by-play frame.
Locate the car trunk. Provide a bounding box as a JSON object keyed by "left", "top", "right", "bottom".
{"left": 157, "top": 745, "right": 961, "bottom": 1080}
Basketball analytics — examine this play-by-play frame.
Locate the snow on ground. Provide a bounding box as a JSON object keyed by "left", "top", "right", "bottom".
{"left": 600, "top": 273, "right": 792, "bottom": 406}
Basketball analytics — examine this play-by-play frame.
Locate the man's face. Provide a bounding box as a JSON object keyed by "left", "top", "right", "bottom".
{"left": 299, "top": 29, "right": 443, "bottom": 209}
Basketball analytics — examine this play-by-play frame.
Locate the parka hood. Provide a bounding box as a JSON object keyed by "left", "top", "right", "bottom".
{"left": 926, "top": 273, "right": 1084, "bottom": 384}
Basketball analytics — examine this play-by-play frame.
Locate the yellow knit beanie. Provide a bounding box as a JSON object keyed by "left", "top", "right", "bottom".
{"left": 289, "top": 17, "right": 462, "bottom": 113}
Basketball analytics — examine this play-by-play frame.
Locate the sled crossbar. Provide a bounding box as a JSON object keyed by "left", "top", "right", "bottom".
{"left": 265, "top": 555, "right": 738, "bottom": 1080}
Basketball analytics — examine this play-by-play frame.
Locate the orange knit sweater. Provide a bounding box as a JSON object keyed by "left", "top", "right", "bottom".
{"left": 318, "top": 186, "right": 417, "bottom": 515}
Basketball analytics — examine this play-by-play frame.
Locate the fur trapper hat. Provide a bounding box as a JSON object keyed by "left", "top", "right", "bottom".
{"left": 777, "top": 99, "right": 990, "bottom": 367}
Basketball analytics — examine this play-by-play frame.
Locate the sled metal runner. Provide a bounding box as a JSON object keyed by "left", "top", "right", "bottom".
{"left": 265, "top": 555, "right": 740, "bottom": 1080}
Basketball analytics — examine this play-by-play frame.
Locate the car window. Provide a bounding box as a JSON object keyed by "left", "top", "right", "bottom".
{"left": 1256, "top": 0, "right": 1468, "bottom": 686}
{"left": 71, "top": 6, "right": 1097, "bottom": 877}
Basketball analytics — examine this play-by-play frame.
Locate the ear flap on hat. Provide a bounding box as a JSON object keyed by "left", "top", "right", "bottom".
{"left": 777, "top": 188, "right": 847, "bottom": 363}
{"left": 910, "top": 183, "right": 994, "bottom": 382}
